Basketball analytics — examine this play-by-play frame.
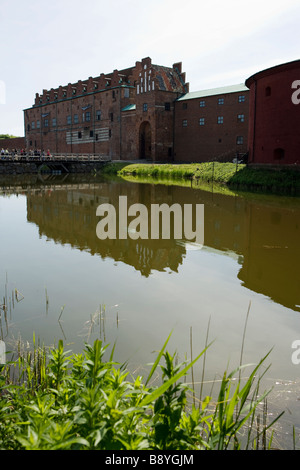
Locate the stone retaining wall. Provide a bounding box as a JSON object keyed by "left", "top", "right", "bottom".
{"left": 0, "top": 161, "right": 107, "bottom": 175}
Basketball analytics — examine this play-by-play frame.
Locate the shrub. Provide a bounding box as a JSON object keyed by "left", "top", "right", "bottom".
{"left": 0, "top": 337, "right": 282, "bottom": 450}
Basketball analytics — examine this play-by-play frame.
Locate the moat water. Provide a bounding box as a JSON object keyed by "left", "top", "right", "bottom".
{"left": 0, "top": 173, "right": 300, "bottom": 447}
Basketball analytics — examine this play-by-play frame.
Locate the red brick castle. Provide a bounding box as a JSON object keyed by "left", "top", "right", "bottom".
{"left": 23, "top": 56, "right": 300, "bottom": 166}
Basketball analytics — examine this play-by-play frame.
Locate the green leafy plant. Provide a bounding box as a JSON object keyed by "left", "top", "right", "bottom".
{"left": 0, "top": 336, "right": 283, "bottom": 450}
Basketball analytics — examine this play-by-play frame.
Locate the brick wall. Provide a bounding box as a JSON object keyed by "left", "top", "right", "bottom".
{"left": 0, "top": 137, "right": 26, "bottom": 152}
{"left": 174, "top": 89, "right": 249, "bottom": 162}
{"left": 246, "top": 60, "right": 300, "bottom": 165}
{"left": 24, "top": 57, "right": 188, "bottom": 162}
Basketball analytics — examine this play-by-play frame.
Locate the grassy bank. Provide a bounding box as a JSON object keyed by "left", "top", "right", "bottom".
{"left": 103, "top": 162, "right": 300, "bottom": 195}
{"left": 0, "top": 335, "right": 284, "bottom": 450}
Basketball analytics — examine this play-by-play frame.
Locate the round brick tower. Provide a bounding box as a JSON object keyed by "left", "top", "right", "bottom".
{"left": 245, "top": 59, "right": 300, "bottom": 166}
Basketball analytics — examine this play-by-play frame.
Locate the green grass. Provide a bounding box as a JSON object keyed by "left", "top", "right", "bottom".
{"left": 104, "top": 162, "right": 300, "bottom": 196}
{"left": 0, "top": 334, "right": 283, "bottom": 450}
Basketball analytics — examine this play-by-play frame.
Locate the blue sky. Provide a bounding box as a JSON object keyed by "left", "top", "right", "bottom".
{"left": 1, "top": 0, "right": 300, "bottom": 136}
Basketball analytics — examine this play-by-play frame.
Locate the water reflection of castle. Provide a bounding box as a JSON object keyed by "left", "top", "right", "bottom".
{"left": 26, "top": 179, "right": 300, "bottom": 311}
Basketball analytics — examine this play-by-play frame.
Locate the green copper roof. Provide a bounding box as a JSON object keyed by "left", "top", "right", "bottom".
{"left": 121, "top": 104, "right": 136, "bottom": 111}
{"left": 177, "top": 83, "right": 248, "bottom": 101}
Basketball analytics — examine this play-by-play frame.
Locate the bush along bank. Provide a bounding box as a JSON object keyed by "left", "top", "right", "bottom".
{"left": 110, "top": 162, "right": 300, "bottom": 196}
{"left": 0, "top": 336, "right": 283, "bottom": 450}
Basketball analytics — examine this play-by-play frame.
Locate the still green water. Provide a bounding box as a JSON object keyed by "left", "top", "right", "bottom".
{"left": 0, "top": 173, "right": 300, "bottom": 444}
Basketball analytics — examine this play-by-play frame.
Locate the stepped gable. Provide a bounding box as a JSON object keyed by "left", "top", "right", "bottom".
{"left": 152, "top": 63, "right": 188, "bottom": 93}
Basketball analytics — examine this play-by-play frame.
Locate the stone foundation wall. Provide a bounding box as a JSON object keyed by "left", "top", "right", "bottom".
{"left": 0, "top": 161, "right": 106, "bottom": 175}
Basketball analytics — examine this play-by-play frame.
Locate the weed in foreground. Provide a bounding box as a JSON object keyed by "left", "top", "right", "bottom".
{"left": 0, "top": 335, "right": 283, "bottom": 450}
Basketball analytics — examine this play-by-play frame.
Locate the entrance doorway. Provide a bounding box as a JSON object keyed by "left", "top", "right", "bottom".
{"left": 139, "top": 121, "right": 151, "bottom": 159}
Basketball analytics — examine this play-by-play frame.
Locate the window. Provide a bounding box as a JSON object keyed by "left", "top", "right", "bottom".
{"left": 274, "top": 148, "right": 285, "bottom": 160}
{"left": 199, "top": 100, "right": 205, "bottom": 107}
{"left": 124, "top": 88, "right": 130, "bottom": 98}
{"left": 37, "top": 120, "right": 40, "bottom": 129}
{"left": 85, "top": 111, "right": 91, "bottom": 122}
{"left": 217, "top": 116, "right": 223, "bottom": 124}
{"left": 236, "top": 136, "right": 244, "bottom": 145}
{"left": 32, "top": 121, "right": 35, "bottom": 129}
{"left": 90, "top": 130, "right": 93, "bottom": 138}
{"left": 110, "top": 113, "right": 114, "bottom": 122}
{"left": 238, "top": 95, "right": 245, "bottom": 102}
{"left": 165, "top": 102, "right": 170, "bottom": 111}
{"left": 182, "top": 103, "right": 188, "bottom": 109}
{"left": 67, "top": 115, "right": 72, "bottom": 125}
{"left": 44, "top": 119, "right": 49, "bottom": 127}
{"left": 199, "top": 118, "right": 205, "bottom": 126}
{"left": 182, "top": 119, "right": 188, "bottom": 127}
{"left": 143, "top": 103, "right": 148, "bottom": 112}
{"left": 218, "top": 98, "right": 224, "bottom": 105}
{"left": 237, "top": 114, "right": 245, "bottom": 122}
{"left": 74, "top": 114, "right": 79, "bottom": 124}
{"left": 52, "top": 118, "right": 57, "bottom": 127}
{"left": 265, "top": 86, "right": 271, "bottom": 97}
{"left": 78, "top": 131, "right": 82, "bottom": 139}
{"left": 96, "top": 110, "right": 101, "bottom": 121}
